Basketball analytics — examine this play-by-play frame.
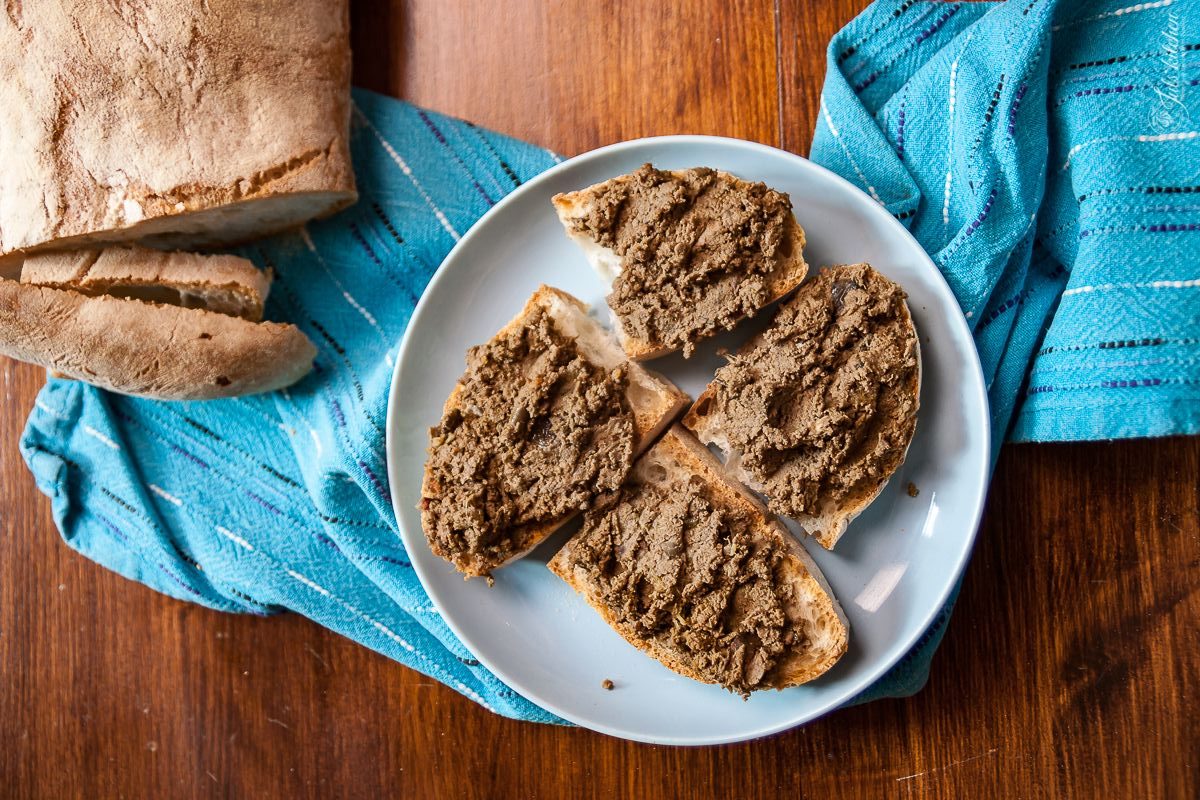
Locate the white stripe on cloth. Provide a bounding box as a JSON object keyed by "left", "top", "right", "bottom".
{"left": 35, "top": 400, "right": 67, "bottom": 420}
{"left": 147, "top": 484, "right": 183, "bottom": 507}
{"left": 352, "top": 103, "right": 462, "bottom": 241}
{"left": 1060, "top": 131, "right": 1200, "bottom": 170}
{"left": 1053, "top": 0, "right": 1174, "bottom": 31}
{"left": 216, "top": 525, "right": 256, "bottom": 551}
{"left": 82, "top": 425, "right": 120, "bottom": 451}
{"left": 1063, "top": 278, "right": 1200, "bottom": 297}
{"left": 820, "top": 97, "right": 884, "bottom": 203}
{"left": 943, "top": 31, "right": 974, "bottom": 227}
{"left": 299, "top": 227, "right": 395, "bottom": 368}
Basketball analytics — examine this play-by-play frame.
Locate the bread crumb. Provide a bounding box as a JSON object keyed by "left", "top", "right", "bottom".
{"left": 906, "top": 482, "right": 919, "bottom": 497}
{"left": 601, "top": 679, "right": 615, "bottom": 690}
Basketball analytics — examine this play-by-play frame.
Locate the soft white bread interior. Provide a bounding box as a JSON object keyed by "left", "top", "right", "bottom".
{"left": 551, "top": 169, "right": 809, "bottom": 360}
{"left": 549, "top": 426, "right": 848, "bottom": 691}
{"left": 422, "top": 285, "right": 690, "bottom": 577}
{"left": 0, "top": 0, "right": 356, "bottom": 257}
{"left": 684, "top": 265, "right": 921, "bottom": 550}
{"left": 21, "top": 246, "right": 272, "bottom": 321}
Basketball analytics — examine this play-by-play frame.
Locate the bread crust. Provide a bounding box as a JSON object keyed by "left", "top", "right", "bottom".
{"left": 421, "top": 285, "right": 689, "bottom": 578}
{"left": 684, "top": 266, "right": 921, "bottom": 550}
{"left": 0, "top": 280, "right": 315, "bottom": 400}
{"left": 21, "top": 246, "right": 271, "bottom": 321}
{"left": 552, "top": 170, "right": 809, "bottom": 360}
{"left": 0, "top": 0, "right": 356, "bottom": 256}
{"left": 549, "top": 426, "right": 848, "bottom": 689}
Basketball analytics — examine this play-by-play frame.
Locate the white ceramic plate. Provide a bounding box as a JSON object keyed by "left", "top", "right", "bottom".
{"left": 386, "top": 136, "right": 989, "bottom": 745}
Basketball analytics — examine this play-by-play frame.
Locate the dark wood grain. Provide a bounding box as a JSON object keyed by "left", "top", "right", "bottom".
{"left": 381, "top": 0, "right": 781, "bottom": 152}
{"left": 3, "top": 1, "right": 1197, "bottom": 797}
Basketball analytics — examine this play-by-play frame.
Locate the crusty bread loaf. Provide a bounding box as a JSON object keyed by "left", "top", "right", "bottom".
{"left": 549, "top": 426, "right": 848, "bottom": 691}
{"left": 1, "top": 248, "right": 315, "bottom": 400}
{"left": 552, "top": 168, "right": 809, "bottom": 360}
{"left": 422, "top": 285, "right": 690, "bottom": 578}
{"left": 21, "top": 246, "right": 271, "bottom": 321}
{"left": 684, "top": 264, "right": 921, "bottom": 550}
{"left": 0, "top": 0, "right": 355, "bottom": 257}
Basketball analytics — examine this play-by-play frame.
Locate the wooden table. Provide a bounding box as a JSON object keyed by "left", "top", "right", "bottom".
{"left": 3, "top": 1, "right": 1197, "bottom": 797}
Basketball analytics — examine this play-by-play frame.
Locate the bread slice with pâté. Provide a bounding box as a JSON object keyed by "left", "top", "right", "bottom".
{"left": 684, "top": 263, "right": 920, "bottom": 550}
{"left": 549, "top": 425, "right": 848, "bottom": 695}
{"left": 421, "top": 285, "right": 690, "bottom": 579}
{"left": 552, "top": 164, "right": 808, "bottom": 360}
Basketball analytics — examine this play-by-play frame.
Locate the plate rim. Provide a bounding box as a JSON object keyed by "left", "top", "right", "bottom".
{"left": 385, "top": 134, "right": 991, "bottom": 745}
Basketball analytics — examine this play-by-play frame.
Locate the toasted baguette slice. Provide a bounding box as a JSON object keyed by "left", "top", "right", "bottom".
{"left": 552, "top": 167, "right": 809, "bottom": 360}
{"left": 550, "top": 426, "right": 848, "bottom": 693}
{"left": 421, "top": 285, "right": 689, "bottom": 578}
{"left": 684, "top": 264, "right": 920, "bottom": 550}
{"left": 21, "top": 246, "right": 271, "bottom": 321}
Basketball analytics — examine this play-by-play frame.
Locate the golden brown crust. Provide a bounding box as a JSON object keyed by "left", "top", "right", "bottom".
{"left": 0, "top": 280, "right": 315, "bottom": 400}
{"left": 682, "top": 386, "right": 718, "bottom": 435}
{"left": 0, "top": 0, "right": 356, "bottom": 256}
{"left": 549, "top": 426, "right": 848, "bottom": 690}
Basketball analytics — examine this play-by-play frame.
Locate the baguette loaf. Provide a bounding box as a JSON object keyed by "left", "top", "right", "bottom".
{"left": 421, "top": 286, "right": 689, "bottom": 579}
{"left": 553, "top": 165, "right": 808, "bottom": 360}
{"left": 1, "top": 249, "right": 315, "bottom": 400}
{"left": 684, "top": 264, "right": 920, "bottom": 550}
{"left": 0, "top": 0, "right": 355, "bottom": 257}
{"left": 549, "top": 426, "right": 848, "bottom": 694}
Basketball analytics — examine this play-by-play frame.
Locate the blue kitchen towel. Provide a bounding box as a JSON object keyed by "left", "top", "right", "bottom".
{"left": 20, "top": 0, "right": 1200, "bottom": 722}
{"left": 813, "top": 0, "right": 1199, "bottom": 704}
{"left": 814, "top": 0, "right": 1200, "bottom": 445}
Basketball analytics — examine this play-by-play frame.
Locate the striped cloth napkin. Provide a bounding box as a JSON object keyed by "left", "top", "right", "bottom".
{"left": 20, "top": 0, "right": 1199, "bottom": 721}
{"left": 815, "top": 0, "right": 1200, "bottom": 446}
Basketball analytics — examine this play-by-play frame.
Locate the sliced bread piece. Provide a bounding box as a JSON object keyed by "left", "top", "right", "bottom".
{"left": 549, "top": 426, "right": 848, "bottom": 695}
{"left": 0, "top": 284, "right": 314, "bottom": 400}
{"left": 421, "top": 285, "right": 689, "bottom": 579}
{"left": 552, "top": 164, "right": 808, "bottom": 360}
{"left": 21, "top": 245, "right": 271, "bottom": 321}
{"left": 684, "top": 263, "right": 920, "bottom": 550}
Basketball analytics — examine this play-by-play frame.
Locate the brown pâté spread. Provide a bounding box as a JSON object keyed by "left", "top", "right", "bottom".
{"left": 562, "top": 478, "right": 801, "bottom": 696}
{"left": 695, "top": 263, "right": 918, "bottom": 520}
{"left": 422, "top": 307, "right": 635, "bottom": 576}
{"left": 569, "top": 164, "right": 794, "bottom": 356}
